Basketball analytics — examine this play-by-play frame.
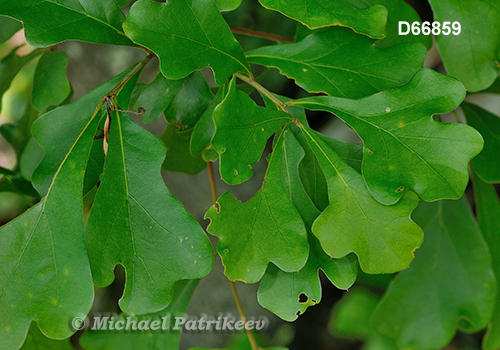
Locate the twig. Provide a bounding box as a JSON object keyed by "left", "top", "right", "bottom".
{"left": 90, "top": 52, "right": 154, "bottom": 156}
{"left": 207, "top": 162, "right": 218, "bottom": 205}
{"left": 231, "top": 27, "right": 294, "bottom": 44}
{"left": 230, "top": 281, "right": 260, "bottom": 350}
{"left": 206, "top": 162, "right": 260, "bottom": 350}
{"left": 234, "top": 72, "right": 288, "bottom": 113}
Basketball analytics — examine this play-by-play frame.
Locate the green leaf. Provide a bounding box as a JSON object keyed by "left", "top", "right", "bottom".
{"left": 82, "top": 114, "right": 106, "bottom": 196}
{"left": 258, "top": 130, "right": 357, "bottom": 321}
{"left": 80, "top": 279, "right": 199, "bottom": 350}
{"left": 330, "top": 288, "right": 397, "bottom": 350}
{"left": 247, "top": 27, "right": 426, "bottom": 98}
{"left": 316, "top": 132, "right": 363, "bottom": 173}
{"left": 190, "top": 86, "right": 226, "bottom": 157}
{"left": 462, "top": 102, "right": 500, "bottom": 183}
{"left": 259, "top": 92, "right": 308, "bottom": 126}
{"left": 258, "top": 0, "right": 387, "bottom": 38}
{"left": 301, "top": 126, "right": 422, "bottom": 274}
{"left": 214, "top": 0, "right": 242, "bottom": 12}
{"left": 281, "top": 128, "right": 323, "bottom": 227}
{"left": 123, "top": 0, "right": 250, "bottom": 85}
{"left": 331, "top": 288, "right": 381, "bottom": 339}
{"left": 259, "top": 235, "right": 357, "bottom": 321}
{"left": 0, "top": 68, "right": 141, "bottom": 348}
{"left": 19, "top": 137, "right": 44, "bottom": 181}
{"left": 163, "top": 71, "right": 213, "bottom": 130}
{"left": 32, "top": 51, "right": 71, "bottom": 111}
{"left": 117, "top": 0, "right": 132, "bottom": 7}
{"left": 0, "top": 47, "right": 43, "bottom": 112}
{"left": 206, "top": 129, "right": 308, "bottom": 283}
{"left": 0, "top": 192, "right": 32, "bottom": 226}
{"left": 0, "top": 0, "right": 134, "bottom": 47}
{"left": 0, "top": 100, "right": 39, "bottom": 158}
{"left": 202, "top": 146, "right": 219, "bottom": 163}
{"left": 190, "top": 348, "right": 287, "bottom": 350}
{"left": 130, "top": 73, "right": 184, "bottom": 124}
{"left": 85, "top": 113, "right": 213, "bottom": 315}
{"left": 371, "top": 198, "right": 497, "bottom": 350}
{"left": 211, "top": 77, "right": 293, "bottom": 185}
{"left": 31, "top": 66, "right": 136, "bottom": 196}
{"left": 0, "top": 167, "right": 14, "bottom": 176}
{"left": 472, "top": 171, "right": 500, "bottom": 350}
{"left": 19, "top": 323, "right": 73, "bottom": 350}
{"left": 483, "top": 77, "right": 500, "bottom": 94}
{"left": 289, "top": 127, "right": 329, "bottom": 212}
{"left": 292, "top": 69, "right": 482, "bottom": 205}
{"left": 427, "top": 0, "right": 500, "bottom": 92}
{"left": 0, "top": 94, "right": 98, "bottom": 349}
{"left": 161, "top": 123, "right": 207, "bottom": 175}
{"left": 0, "top": 16, "right": 22, "bottom": 44}
{"left": 369, "top": 0, "right": 432, "bottom": 49}
{"left": 0, "top": 173, "right": 40, "bottom": 200}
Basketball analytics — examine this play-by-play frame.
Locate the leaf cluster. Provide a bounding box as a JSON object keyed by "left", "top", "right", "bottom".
{"left": 0, "top": 1, "right": 499, "bottom": 350}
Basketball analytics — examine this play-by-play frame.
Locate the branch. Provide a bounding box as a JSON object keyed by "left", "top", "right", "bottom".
{"left": 234, "top": 72, "right": 289, "bottom": 114}
{"left": 206, "top": 162, "right": 260, "bottom": 350}
{"left": 231, "top": 27, "right": 294, "bottom": 44}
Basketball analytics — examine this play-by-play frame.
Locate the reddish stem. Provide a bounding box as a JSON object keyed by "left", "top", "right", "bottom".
{"left": 230, "top": 27, "right": 294, "bottom": 44}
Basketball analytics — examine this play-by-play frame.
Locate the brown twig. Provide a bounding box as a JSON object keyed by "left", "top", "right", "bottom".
{"left": 230, "top": 281, "right": 260, "bottom": 350}
{"left": 231, "top": 27, "right": 294, "bottom": 44}
{"left": 207, "top": 162, "right": 218, "bottom": 205}
{"left": 206, "top": 162, "right": 260, "bottom": 350}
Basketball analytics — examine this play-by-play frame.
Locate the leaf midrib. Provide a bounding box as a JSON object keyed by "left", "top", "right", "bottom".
{"left": 247, "top": 53, "right": 403, "bottom": 84}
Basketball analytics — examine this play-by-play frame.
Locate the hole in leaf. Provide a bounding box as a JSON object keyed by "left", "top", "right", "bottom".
{"left": 295, "top": 310, "right": 302, "bottom": 316}
{"left": 311, "top": 299, "right": 317, "bottom": 304}
{"left": 298, "top": 293, "right": 308, "bottom": 304}
{"left": 395, "top": 186, "right": 405, "bottom": 192}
